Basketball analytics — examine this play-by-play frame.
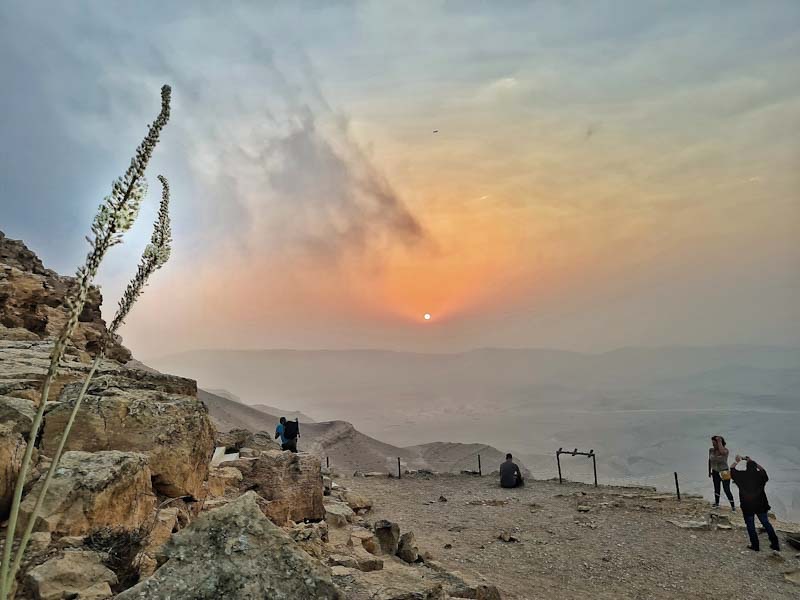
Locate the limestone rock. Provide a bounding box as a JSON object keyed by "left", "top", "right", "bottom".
{"left": 374, "top": 519, "right": 401, "bottom": 555}
{"left": 0, "top": 422, "right": 26, "bottom": 518}
{"left": 349, "top": 527, "right": 380, "bottom": 555}
{"left": 351, "top": 547, "right": 383, "bottom": 572}
{"left": 135, "top": 507, "right": 179, "bottom": 578}
{"left": 215, "top": 429, "right": 280, "bottom": 452}
{"left": 333, "top": 568, "right": 446, "bottom": 600}
{"left": 343, "top": 491, "right": 372, "bottom": 512}
{"left": 330, "top": 565, "right": 356, "bottom": 577}
{"left": 0, "top": 339, "right": 89, "bottom": 406}
{"left": 205, "top": 466, "right": 242, "bottom": 498}
{"left": 25, "top": 550, "right": 117, "bottom": 600}
{"left": 397, "top": 531, "right": 420, "bottom": 563}
{"left": 115, "top": 491, "right": 344, "bottom": 599}
{"left": 288, "top": 521, "right": 330, "bottom": 559}
{"left": 0, "top": 394, "right": 36, "bottom": 434}
{"left": 18, "top": 451, "right": 156, "bottom": 536}
{"left": 328, "top": 554, "right": 359, "bottom": 569}
{"left": 232, "top": 450, "right": 324, "bottom": 524}
{"left": 325, "top": 500, "right": 355, "bottom": 528}
{"left": 42, "top": 369, "right": 214, "bottom": 499}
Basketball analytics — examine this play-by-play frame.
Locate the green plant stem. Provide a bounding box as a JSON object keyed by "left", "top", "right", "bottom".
{"left": 0, "top": 358, "right": 58, "bottom": 599}
{"left": 6, "top": 354, "right": 103, "bottom": 588}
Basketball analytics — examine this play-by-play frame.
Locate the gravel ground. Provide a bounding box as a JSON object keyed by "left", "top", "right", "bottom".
{"left": 344, "top": 474, "right": 800, "bottom": 600}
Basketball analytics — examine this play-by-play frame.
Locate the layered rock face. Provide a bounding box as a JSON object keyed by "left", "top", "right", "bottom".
{"left": 0, "top": 422, "right": 26, "bottom": 518}
{"left": 0, "top": 231, "right": 130, "bottom": 363}
{"left": 116, "top": 492, "right": 344, "bottom": 600}
{"left": 0, "top": 391, "right": 37, "bottom": 518}
{"left": 231, "top": 450, "right": 325, "bottom": 524}
{"left": 42, "top": 368, "right": 214, "bottom": 499}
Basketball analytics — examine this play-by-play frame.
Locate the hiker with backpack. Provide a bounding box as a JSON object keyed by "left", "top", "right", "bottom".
{"left": 730, "top": 455, "right": 781, "bottom": 552}
{"left": 275, "top": 416, "right": 300, "bottom": 453}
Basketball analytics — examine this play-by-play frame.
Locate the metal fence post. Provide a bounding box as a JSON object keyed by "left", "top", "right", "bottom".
{"left": 591, "top": 450, "right": 597, "bottom": 487}
{"left": 397, "top": 457, "right": 401, "bottom": 479}
{"left": 674, "top": 472, "right": 681, "bottom": 501}
{"left": 326, "top": 456, "right": 329, "bottom": 469}
{"left": 478, "top": 454, "right": 482, "bottom": 476}
{"left": 556, "top": 448, "right": 563, "bottom": 484}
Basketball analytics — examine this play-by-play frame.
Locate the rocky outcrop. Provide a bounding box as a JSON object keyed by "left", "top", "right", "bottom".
{"left": 342, "top": 491, "right": 372, "bottom": 512}
{"left": 41, "top": 367, "right": 214, "bottom": 499}
{"left": 215, "top": 429, "right": 280, "bottom": 453}
{"left": 396, "top": 532, "right": 419, "bottom": 563}
{"left": 0, "top": 339, "right": 90, "bottom": 406}
{"left": 0, "top": 231, "right": 130, "bottom": 362}
{"left": 205, "top": 466, "right": 243, "bottom": 498}
{"left": 25, "top": 550, "right": 117, "bottom": 600}
{"left": 374, "top": 520, "right": 401, "bottom": 555}
{"left": 115, "top": 492, "right": 344, "bottom": 600}
{"left": 231, "top": 450, "right": 324, "bottom": 524}
{"left": 0, "top": 422, "right": 26, "bottom": 518}
{"left": 18, "top": 451, "right": 156, "bottom": 536}
{"left": 324, "top": 499, "right": 355, "bottom": 528}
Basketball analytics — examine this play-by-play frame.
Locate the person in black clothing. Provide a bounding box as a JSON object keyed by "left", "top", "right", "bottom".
{"left": 730, "top": 455, "right": 780, "bottom": 552}
{"left": 499, "top": 453, "right": 524, "bottom": 488}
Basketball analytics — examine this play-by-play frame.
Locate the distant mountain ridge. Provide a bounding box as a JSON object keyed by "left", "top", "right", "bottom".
{"left": 198, "top": 388, "right": 517, "bottom": 475}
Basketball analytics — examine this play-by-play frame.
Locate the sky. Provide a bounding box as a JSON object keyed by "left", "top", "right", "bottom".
{"left": 1, "top": 1, "right": 799, "bottom": 357}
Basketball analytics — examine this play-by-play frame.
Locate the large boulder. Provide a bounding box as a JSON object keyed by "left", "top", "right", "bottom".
{"left": 0, "top": 394, "right": 36, "bottom": 433}
{"left": 324, "top": 500, "right": 355, "bottom": 528}
{"left": 41, "top": 369, "right": 214, "bottom": 499}
{"left": 397, "top": 531, "right": 419, "bottom": 563}
{"left": 25, "top": 550, "right": 117, "bottom": 600}
{"left": 231, "top": 450, "right": 324, "bottom": 524}
{"left": 115, "top": 491, "right": 344, "bottom": 600}
{"left": 18, "top": 451, "right": 156, "bottom": 536}
{"left": 373, "top": 520, "right": 401, "bottom": 555}
{"left": 205, "top": 466, "right": 243, "bottom": 498}
{"left": 216, "top": 429, "right": 279, "bottom": 453}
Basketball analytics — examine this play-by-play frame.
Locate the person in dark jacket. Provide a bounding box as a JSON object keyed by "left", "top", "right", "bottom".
{"left": 499, "top": 453, "right": 523, "bottom": 488}
{"left": 730, "top": 455, "right": 780, "bottom": 552}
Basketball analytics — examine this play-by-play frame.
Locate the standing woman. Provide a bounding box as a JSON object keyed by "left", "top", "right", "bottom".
{"left": 708, "top": 435, "right": 735, "bottom": 510}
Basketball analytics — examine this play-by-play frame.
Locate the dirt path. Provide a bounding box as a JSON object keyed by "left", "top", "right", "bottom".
{"left": 343, "top": 474, "right": 800, "bottom": 600}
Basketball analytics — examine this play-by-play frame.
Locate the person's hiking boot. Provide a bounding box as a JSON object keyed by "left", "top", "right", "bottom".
{"left": 747, "top": 545, "right": 760, "bottom": 552}
{"left": 770, "top": 543, "right": 781, "bottom": 552}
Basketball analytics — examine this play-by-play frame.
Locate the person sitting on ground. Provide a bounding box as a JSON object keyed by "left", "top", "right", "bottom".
{"left": 274, "top": 416, "right": 300, "bottom": 453}
{"left": 500, "top": 453, "right": 524, "bottom": 488}
{"left": 708, "top": 435, "right": 735, "bottom": 511}
{"left": 730, "top": 454, "right": 780, "bottom": 552}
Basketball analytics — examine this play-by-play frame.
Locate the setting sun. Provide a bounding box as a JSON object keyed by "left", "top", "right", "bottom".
{"left": 423, "top": 313, "right": 431, "bottom": 321}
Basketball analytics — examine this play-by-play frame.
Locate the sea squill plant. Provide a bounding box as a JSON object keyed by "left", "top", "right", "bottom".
{"left": 0, "top": 86, "right": 173, "bottom": 600}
